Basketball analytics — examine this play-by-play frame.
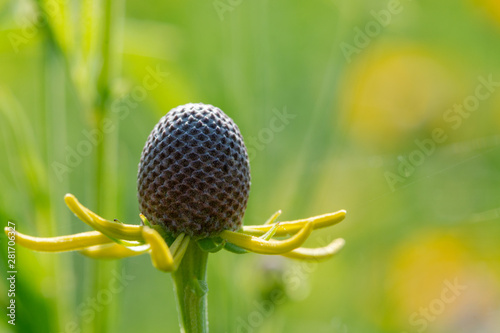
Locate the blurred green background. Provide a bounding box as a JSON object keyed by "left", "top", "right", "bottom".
{"left": 1, "top": 0, "right": 500, "bottom": 332}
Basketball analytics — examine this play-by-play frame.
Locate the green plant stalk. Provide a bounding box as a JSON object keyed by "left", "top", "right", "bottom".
{"left": 33, "top": 0, "right": 120, "bottom": 331}
{"left": 43, "top": 37, "right": 73, "bottom": 332}
{"left": 172, "top": 241, "right": 210, "bottom": 333}
{"left": 91, "top": 0, "right": 120, "bottom": 332}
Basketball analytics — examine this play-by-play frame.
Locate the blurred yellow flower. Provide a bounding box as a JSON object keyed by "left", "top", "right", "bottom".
{"left": 388, "top": 231, "right": 500, "bottom": 332}
{"left": 474, "top": 0, "right": 500, "bottom": 26}
{"left": 340, "top": 46, "right": 456, "bottom": 151}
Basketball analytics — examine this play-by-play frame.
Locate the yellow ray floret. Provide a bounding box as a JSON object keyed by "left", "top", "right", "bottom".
{"left": 281, "top": 238, "right": 345, "bottom": 260}
{"left": 243, "top": 210, "right": 346, "bottom": 237}
{"left": 4, "top": 227, "right": 112, "bottom": 252}
{"left": 80, "top": 231, "right": 190, "bottom": 272}
{"left": 5, "top": 191, "right": 189, "bottom": 272}
{"left": 220, "top": 222, "right": 313, "bottom": 255}
{"left": 80, "top": 243, "right": 149, "bottom": 259}
{"left": 141, "top": 227, "right": 190, "bottom": 272}
{"left": 64, "top": 194, "right": 143, "bottom": 242}
{"left": 8, "top": 192, "right": 347, "bottom": 273}
{"left": 141, "top": 226, "right": 173, "bottom": 271}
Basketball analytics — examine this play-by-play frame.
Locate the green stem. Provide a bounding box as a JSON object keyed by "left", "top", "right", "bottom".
{"left": 172, "top": 241, "right": 210, "bottom": 333}
{"left": 91, "top": 1, "right": 121, "bottom": 332}
{"left": 94, "top": 0, "right": 115, "bottom": 204}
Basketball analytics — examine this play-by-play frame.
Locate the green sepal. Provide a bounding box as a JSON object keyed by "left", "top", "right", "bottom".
{"left": 197, "top": 237, "right": 225, "bottom": 253}
{"left": 223, "top": 241, "right": 248, "bottom": 254}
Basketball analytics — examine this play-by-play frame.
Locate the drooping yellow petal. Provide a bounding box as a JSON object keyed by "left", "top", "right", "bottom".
{"left": 80, "top": 243, "right": 149, "bottom": 259}
{"left": 141, "top": 226, "right": 175, "bottom": 272}
{"left": 220, "top": 222, "right": 313, "bottom": 255}
{"left": 79, "top": 233, "right": 189, "bottom": 273}
{"left": 64, "top": 194, "right": 143, "bottom": 241}
{"left": 281, "top": 238, "right": 345, "bottom": 260}
{"left": 243, "top": 210, "right": 346, "bottom": 236}
{"left": 4, "top": 227, "right": 112, "bottom": 252}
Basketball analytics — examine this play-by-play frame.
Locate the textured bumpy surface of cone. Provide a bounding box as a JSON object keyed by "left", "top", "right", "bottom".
{"left": 137, "top": 103, "right": 251, "bottom": 238}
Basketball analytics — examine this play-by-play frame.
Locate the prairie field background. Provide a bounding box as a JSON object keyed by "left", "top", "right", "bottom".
{"left": 1, "top": 0, "right": 500, "bottom": 332}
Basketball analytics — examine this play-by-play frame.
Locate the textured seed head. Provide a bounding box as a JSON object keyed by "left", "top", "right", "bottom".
{"left": 137, "top": 103, "right": 251, "bottom": 238}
